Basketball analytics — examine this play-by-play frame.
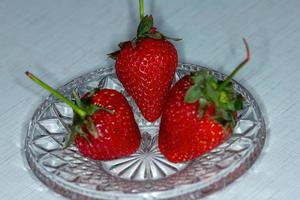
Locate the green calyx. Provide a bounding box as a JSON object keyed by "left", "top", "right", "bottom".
{"left": 136, "top": 15, "right": 181, "bottom": 42}
{"left": 184, "top": 70, "right": 243, "bottom": 128}
{"left": 108, "top": 12, "right": 181, "bottom": 59}
{"left": 25, "top": 71, "right": 112, "bottom": 149}
{"left": 184, "top": 39, "right": 250, "bottom": 129}
{"left": 64, "top": 89, "right": 113, "bottom": 149}
{"left": 136, "top": 0, "right": 180, "bottom": 41}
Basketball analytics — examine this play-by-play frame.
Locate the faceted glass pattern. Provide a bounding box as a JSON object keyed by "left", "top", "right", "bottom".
{"left": 25, "top": 64, "right": 266, "bottom": 200}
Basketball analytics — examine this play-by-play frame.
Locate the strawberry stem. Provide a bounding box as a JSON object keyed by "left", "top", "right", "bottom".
{"left": 25, "top": 71, "right": 87, "bottom": 119}
{"left": 139, "top": 0, "right": 144, "bottom": 20}
{"left": 219, "top": 38, "right": 250, "bottom": 90}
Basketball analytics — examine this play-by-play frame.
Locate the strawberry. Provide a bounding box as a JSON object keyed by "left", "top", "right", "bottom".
{"left": 26, "top": 72, "right": 141, "bottom": 160}
{"left": 115, "top": 37, "right": 178, "bottom": 122}
{"left": 110, "top": 11, "right": 180, "bottom": 122}
{"left": 158, "top": 39, "right": 250, "bottom": 163}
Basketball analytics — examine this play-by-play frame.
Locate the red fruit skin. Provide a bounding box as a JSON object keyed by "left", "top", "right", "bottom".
{"left": 75, "top": 89, "right": 141, "bottom": 160}
{"left": 158, "top": 76, "right": 231, "bottom": 163}
{"left": 115, "top": 38, "right": 178, "bottom": 122}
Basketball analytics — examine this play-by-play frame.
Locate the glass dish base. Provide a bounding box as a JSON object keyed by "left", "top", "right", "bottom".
{"left": 25, "top": 64, "right": 266, "bottom": 199}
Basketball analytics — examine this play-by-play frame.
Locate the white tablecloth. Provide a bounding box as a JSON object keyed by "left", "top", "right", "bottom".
{"left": 1, "top": 0, "right": 300, "bottom": 199}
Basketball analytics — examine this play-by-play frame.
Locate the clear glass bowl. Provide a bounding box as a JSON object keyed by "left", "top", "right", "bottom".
{"left": 25, "top": 64, "right": 266, "bottom": 200}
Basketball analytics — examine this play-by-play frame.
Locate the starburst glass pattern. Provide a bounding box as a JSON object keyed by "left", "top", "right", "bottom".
{"left": 25, "top": 64, "right": 266, "bottom": 200}
{"left": 102, "top": 131, "right": 188, "bottom": 181}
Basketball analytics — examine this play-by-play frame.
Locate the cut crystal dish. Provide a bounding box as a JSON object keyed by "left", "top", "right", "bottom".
{"left": 25, "top": 64, "right": 266, "bottom": 199}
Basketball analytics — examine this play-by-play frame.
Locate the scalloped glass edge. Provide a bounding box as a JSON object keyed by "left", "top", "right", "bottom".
{"left": 24, "top": 63, "right": 266, "bottom": 200}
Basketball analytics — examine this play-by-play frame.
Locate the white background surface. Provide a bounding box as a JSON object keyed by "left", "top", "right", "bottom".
{"left": 1, "top": 0, "right": 300, "bottom": 199}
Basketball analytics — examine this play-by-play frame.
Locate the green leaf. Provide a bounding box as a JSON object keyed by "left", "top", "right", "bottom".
{"left": 145, "top": 32, "right": 164, "bottom": 40}
{"left": 221, "top": 110, "right": 231, "bottom": 120}
{"left": 184, "top": 85, "right": 202, "bottom": 103}
{"left": 72, "top": 89, "right": 83, "bottom": 108}
{"left": 198, "top": 109, "right": 205, "bottom": 119}
{"left": 191, "top": 71, "right": 205, "bottom": 84}
{"left": 63, "top": 127, "right": 77, "bottom": 149}
{"left": 198, "top": 98, "right": 208, "bottom": 109}
{"left": 224, "top": 102, "right": 236, "bottom": 111}
{"left": 219, "top": 91, "right": 229, "bottom": 104}
{"left": 76, "top": 126, "right": 89, "bottom": 140}
{"left": 197, "top": 98, "right": 208, "bottom": 119}
{"left": 84, "top": 117, "right": 99, "bottom": 138}
{"left": 137, "top": 15, "right": 153, "bottom": 38}
{"left": 107, "top": 50, "right": 120, "bottom": 60}
{"left": 118, "top": 42, "right": 127, "bottom": 48}
{"left": 64, "top": 122, "right": 89, "bottom": 149}
{"left": 214, "top": 116, "right": 227, "bottom": 126}
{"left": 108, "top": 40, "right": 130, "bottom": 59}
{"left": 234, "top": 95, "right": 243, "bottom": 110}
{"left": 85, "top": 104, "right": 101, "bottom": 115}
{"left": 222, "top": 81, "right": 233, "bottom": 90}
{"left": 85, "top": 104, "right": 113, "bottom": 115}
{"left": 229, "top": 112, "right": 236, "bottom": 128}
{"left": 87, "top": 88, "right": 99, "bottom": 99}
{"left": 131, "top": 38, "right": 137, "bottom": 48}
{"left": 73, "top": 112, "right": 83, "bottom": 125}
{"left": 74, "top": 123, "right": 90, "bottom": 142}
{"left": 206, "top": 80, "right": 218, "bottom": 102}
{"left": 221, "top": 83, "right": 235, "bottom": 98}
{"left": 209, "top": 79, "right": 218, "bottom": 90}
{"left": 161, "top": 33, "right": 182, "bottom": 41}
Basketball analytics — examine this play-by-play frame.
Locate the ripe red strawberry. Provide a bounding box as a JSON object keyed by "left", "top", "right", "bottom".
{"left": 110, "top": 15, "right": 179, "bottom": 122}
{"left": 158, "top": 39, "right": 250, "bottom": 163}
{"left": 73, "top": 89, "right": 141, "bottom": 160}
{"left": 115, "top": 37, "right": 178, "bottom": 122}
{"left": 26, "top": 72, "right": 141, "bottom": 160}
